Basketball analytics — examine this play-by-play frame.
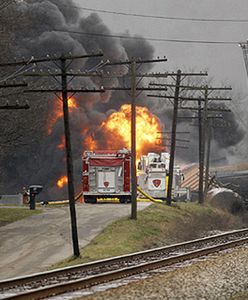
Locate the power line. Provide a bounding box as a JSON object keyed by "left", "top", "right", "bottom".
{"left": 61, "top": 4, "right": 248, "bottom": 23}
{"left": 54, "top": 29, "right": 239, "bottom": 45}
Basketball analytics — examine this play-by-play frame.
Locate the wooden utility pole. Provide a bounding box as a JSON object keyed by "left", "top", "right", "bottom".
{"left": 203, "top": 117, "right": 231, "bottom": 198}
{"left": 180, "top": 86, "right": 232, "bottom": 203}
{"left": 131, "top": 61, "right": 137, "bottom": 219}
{"left": 104, "top": 58, "right": 167, "bottom": 220}
{"left": 198, "top": 99, "right": 204, "bottom": 203}
{"left": 201, "top": 87, "right": 231, "bottom": 203}
{"left": 0, "top": 53, "right": 104, "bottom": 257}
{"left": 198, "top": 87, "right": 208, "bottom": 203}
{"left": 27, "top": 56, "right": 103, "bottom": 257}
{"left": 240, "top": 41, "right": 248, "bottom": 78}
{"left": 204, "top": 118, "right": 212, "bottom": 198}
{"left": 148, "top": 72, "right": 209, "bottom": 205}
{"left": 166, "top": 70, "right": 181, "bottom": 205}
{"left": 61, "top": 57, "right": 79, "bottom": 257}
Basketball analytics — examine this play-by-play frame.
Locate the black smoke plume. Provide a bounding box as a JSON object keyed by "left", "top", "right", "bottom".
{"left": 2, "top": 0, "right": 156, "bottom": 199}
{"left": 0, "top": 0, "right": 245, "bottom": 199}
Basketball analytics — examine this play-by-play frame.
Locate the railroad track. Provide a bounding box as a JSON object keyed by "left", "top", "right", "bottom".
{"left": 1, "top": 228, "right": 248, "bottom": 300}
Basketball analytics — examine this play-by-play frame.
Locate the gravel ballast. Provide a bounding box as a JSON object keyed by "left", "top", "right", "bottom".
{"left": 79, "top": 246, "right": 248, "bottom": 300}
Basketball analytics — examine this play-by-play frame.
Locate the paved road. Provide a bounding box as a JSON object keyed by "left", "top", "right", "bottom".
{"left": 0, "top": 202, "right": 150, "bottom": 280}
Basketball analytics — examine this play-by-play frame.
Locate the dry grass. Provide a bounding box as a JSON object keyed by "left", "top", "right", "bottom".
{"left": 0, "top": 207, "right": 42, "bottom": 227}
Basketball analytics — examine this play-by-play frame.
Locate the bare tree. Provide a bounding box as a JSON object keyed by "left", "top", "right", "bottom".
{"left": 0, "top": 2, "right": 51, "bottom": 193}
{"left": 0, "top": 0, "right": 15, "bottom": 11}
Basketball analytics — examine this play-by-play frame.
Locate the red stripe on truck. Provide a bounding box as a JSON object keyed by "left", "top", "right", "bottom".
{"left": 82, "top": 160, "right": 89, "bottom": 192}
{"left": 124, "top": 158, "right": 131, "bottom": 192}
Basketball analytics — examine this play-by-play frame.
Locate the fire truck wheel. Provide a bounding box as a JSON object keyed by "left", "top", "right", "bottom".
{"left": 119, "top": 197, "right": 130, "bottom": 204}
{"left": 84, "top": 196, "right": 97, "bottom": 204}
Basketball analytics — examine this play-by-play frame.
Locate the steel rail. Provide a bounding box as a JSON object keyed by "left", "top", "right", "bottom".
{"left": 2, "top": 235, "right": 248, "bottom": 300}
{"left": 1, "top": 228, "right": 248, "bottom": 291}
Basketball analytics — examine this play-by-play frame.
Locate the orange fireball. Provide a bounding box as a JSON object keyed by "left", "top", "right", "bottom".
{"left": 100, "top": 104, "right": 162, "bottom": 157}
{"left": 57, "top": 176, "right": 68, "bottom": 188}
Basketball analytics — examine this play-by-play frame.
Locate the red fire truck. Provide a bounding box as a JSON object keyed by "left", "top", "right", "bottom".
{"left": 82, "top": 149, "right": 131, "bottom": 203}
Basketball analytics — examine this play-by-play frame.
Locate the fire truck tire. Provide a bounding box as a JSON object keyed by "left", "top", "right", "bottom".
{"left": 119, "top": 198, "right": 127, "bottom": 204}
{"left": 84, "top": 196, "right": 97, "bottom": 204}
{"left": 119, "top": 197, "right": 131, "bottom": 204}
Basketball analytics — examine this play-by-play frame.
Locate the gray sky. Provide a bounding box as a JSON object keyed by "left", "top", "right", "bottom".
{"left": 76, "top": 0, "right": 248, "bottom": 93}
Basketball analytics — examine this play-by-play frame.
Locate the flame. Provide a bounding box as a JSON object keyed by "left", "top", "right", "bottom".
{"left": 55, "top": 104, "right": 162, "bottom": 190}
{"left": 48, "top": 96, "right": 78, "bottom": 135}
{"left": 57, "top": 136, "right": 65, "bottom": 150}
{"left": 99, "top": 104, "right": 162, "bottom": 157}
{"left": 84, "top": 135, "right": 98, "bottom": 150}
{"left": 57, "top": 175, "right": 68, "bottom": 188}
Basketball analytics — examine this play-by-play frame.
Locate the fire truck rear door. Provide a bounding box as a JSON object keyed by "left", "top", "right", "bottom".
{"left": 97, "top": 168, "right": 116, "bottom": 193}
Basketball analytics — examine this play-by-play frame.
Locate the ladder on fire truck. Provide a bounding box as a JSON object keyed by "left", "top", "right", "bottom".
{"left": 240, "top": 41, "right": 248, "bottom": 78}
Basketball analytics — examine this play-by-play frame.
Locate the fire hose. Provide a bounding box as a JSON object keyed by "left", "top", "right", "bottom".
{"left": 41, "top": 191, "right": 83, "bottom": 206}
{"left": 42, "top": 189, "right": 163, "bottom": 205}
{"left": 137, "top": 186, "right": 163, "bottom": 203}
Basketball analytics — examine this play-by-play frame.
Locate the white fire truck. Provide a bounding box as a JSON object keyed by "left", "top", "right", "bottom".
{"left": 82, "top": 149, "right": 131, "bottom": 203}
{"left": 138, "top": 152, "right": 190, "bottom": 200}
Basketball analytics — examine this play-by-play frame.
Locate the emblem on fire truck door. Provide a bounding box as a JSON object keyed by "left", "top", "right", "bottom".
{"left": 153, "top": 179, "right": 161, "bottom": 187}
{"left": 104, "top": 181, "right": 109, "bottom": 188}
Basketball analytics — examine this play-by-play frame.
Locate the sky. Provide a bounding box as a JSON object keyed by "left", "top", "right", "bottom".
{"left": 75, "top": 0, "right": 248, "bottom": 93}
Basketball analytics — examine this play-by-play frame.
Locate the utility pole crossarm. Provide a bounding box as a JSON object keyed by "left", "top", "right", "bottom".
{"left": 0, "top": 52, "right": 104, "bottom": 68}
{"left": 148, "top": 72, "right": 208, "bottom": 77}
{"left": 158, "top": 131, "right": 190, "bottom": 134}
{"left": 103, "top": 72, "right": 206, "bottom": 80}
{"left": 24, "top": 72, "right": 102, "bottom": 77}
{"left": 161, "top": 144, "right": 189, "bottom": 149}
{"left": 158, "top": 138, "right": 190, "bottom": 143}
{"left": 147, "top": 94, "right": 231, "bottom": 102}
{"left": 104, "top": 87, "right": 167, "bottom": 91}
{"left": 0, "top": 103, "right": 29, "bottom": 109}
{"left": 150, "top": 83, "right": 231, "bottom": 91}
{"left": 147, "top": 94, "right": 205, "bottom": 101}
{"left": 24, "top": 88, "right": 105, "bottom": 93}
{"left": 104, "top": 58, "right": 167, "bottom": 66}
{"left": 179, "top": 107, "right": 232, "bottom": 112}
{"left": 0, "top": 82, "right": 27, "bottom": 88}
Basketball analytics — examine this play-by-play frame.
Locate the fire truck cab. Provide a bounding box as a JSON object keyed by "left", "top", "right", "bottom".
{"left": 82, "top": 149, "right": 131, "bottom": 203}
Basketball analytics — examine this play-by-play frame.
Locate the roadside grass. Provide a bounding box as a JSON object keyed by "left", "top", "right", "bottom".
{"left": 53, "top": 202, "right": 246, "bottom": 269}
{"left": 0, "top": 207, "right": 42, "bottom": 226}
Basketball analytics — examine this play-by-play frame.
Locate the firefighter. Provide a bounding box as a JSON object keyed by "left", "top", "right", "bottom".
{"left": 22, "top": 187, "right": 29, "bottom": 205}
